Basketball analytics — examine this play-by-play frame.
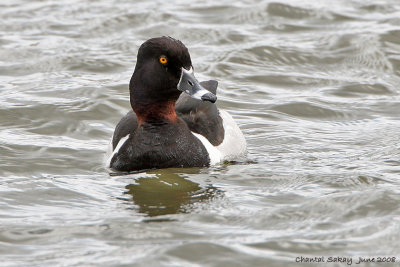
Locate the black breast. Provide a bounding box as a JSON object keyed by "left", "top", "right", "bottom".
{"left": 110, "top": 119, "right": 210, "bottom": 172}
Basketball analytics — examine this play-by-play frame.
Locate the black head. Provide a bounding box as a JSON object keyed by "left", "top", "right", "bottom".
{"left": 130, "top": 37, "right": 216, "bottom": 114}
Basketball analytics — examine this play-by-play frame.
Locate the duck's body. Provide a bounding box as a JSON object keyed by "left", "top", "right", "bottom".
{"left": 107, "top": 37, "right": 246, "bottom": 172}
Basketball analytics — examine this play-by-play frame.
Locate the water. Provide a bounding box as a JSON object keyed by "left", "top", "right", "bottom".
{"left": 1, "top": 0, "right": 400, "bottom": 266}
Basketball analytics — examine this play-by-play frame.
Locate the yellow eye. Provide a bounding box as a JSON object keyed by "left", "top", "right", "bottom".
{"left": 159, "top": 56, "right": 168, "bottom": 64}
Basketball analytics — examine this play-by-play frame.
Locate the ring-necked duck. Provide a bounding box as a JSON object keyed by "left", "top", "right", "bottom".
{"left": 107, "top": 36, "right": 246, "bottom": 172}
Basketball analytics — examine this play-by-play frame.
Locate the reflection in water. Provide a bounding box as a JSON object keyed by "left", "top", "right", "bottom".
{"left": 124, "top": 169, "right": 222, "bottom": 217}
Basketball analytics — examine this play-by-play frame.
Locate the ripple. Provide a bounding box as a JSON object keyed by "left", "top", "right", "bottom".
{"left": 331, "top": 83, "right": 394, "bottom": 97}
{"left": 271, "top": 101, "right": 350, "bottom": 120}
{"left": 267, "top": 3, "right": 319, "bottom": 19}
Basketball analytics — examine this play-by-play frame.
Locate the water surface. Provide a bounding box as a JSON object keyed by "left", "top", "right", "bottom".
{"left": 1, "top": 0, "right": 400, "bottom": 266}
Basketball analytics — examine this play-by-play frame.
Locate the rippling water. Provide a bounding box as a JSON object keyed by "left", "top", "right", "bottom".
{"left": 1, "top": 0, "right": 400, "bottom": 266}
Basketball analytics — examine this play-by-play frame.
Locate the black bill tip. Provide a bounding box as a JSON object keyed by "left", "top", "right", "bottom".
{"left": 201, "top": 92, "right": 217, "bottom": 103}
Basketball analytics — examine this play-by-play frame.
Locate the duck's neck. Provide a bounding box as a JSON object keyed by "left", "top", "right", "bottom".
{"left": 133, "top": 100, "right": 178, "bottom": 125}
{"left": 129, "top": 68, "right": 181, "bottom": 125}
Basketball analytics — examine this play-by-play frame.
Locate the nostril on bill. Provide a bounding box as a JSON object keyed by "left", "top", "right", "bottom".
{"left": 187, "top": 80, "right": 194, "bottom": 86}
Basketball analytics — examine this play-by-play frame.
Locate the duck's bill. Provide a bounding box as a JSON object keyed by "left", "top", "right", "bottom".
{"left": 177, "top": 67, "right": 217, "bottom": 103}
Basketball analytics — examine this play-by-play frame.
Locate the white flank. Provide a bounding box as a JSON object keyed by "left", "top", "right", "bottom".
{"left": 191, "top": 132, "right": 222, "bottom": 165}
{"left": 105, "top": 134, "right": 114, "bottom": 166}
{"left": 216, "top": 110, "right": 247, "bottom": 161}
{"left": 105, "top": 134, "right": 130, "bottom": 167}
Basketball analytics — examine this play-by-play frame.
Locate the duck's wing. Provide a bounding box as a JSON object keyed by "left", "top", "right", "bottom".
{"left": 175, "top": 80, "right": 224, "bottom": 146}
{"left": 111, "top": 110, "right": 138, "bottom": 149}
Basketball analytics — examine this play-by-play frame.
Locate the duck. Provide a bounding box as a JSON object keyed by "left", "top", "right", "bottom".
{"left": 107, "top": 36, "right": 246, "bottom": 172}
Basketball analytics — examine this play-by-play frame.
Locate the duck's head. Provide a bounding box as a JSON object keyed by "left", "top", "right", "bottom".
{"left": 129, "top": 37, "right": 216, "bottom": 122}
